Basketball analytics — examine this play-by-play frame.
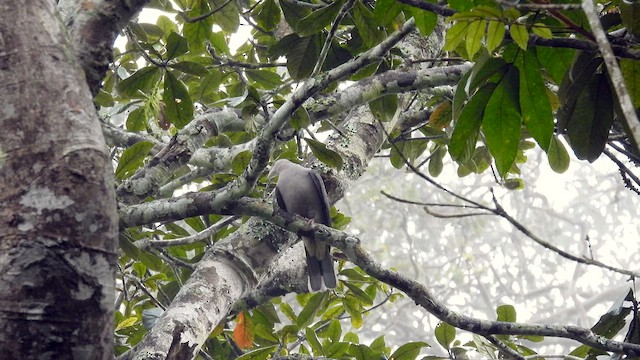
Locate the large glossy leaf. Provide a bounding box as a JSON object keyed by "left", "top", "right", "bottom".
{"left": 621, "top": 58, "right": 640, "bottom": 109}
{"left": 518, "top": 50, "right": 553, "bottom": 150}
{"left": 536, "top": 46, "right": 575, "bottom": 85}
{"left": 212, "top": 0, "right": 239, "bottom": 32}
{"left": 620, "top": 1, "right": 640, "bottom": 37}
{"left": 443, "top": 21, "right": 470, "bottom": 52}
{"left": 510, "top": 23, "right": 528, "bottom": 50}
{"left": 280, "top": 0, "right": 312, "bottom": 33}
{"left": 253, "top": 0, "right": 280, "bottom": 31}
{"left": 296, "top": 292, "right": 326, "bottom": 328}
{"left": 373, "top": 0, "right": 403, "bottom": 25}
{"left": 305, "top": 138, "right": 344, "bottom": 170}
{"left": 297, "top": 0, "right": 345, "bottom": 37}
{"left": 163, "top": 70, "right": 194, "bottom": 128}
{"left": 482, "top": 67, "right": 521, "bottom": 176}
{"left": 286, "top": 34, "right": 322, "bottom": 80}
{"left": 566, "top": 74, "right": 614, "bottom": 162}
{"left": 183, "top": 0, "right": 213, "bottom": 53}
{"left": 117, "top": 66, "right": 161, "bottom": 97}
{"left": 369, "top": 94, "right": 398, "bottom": 122}
{"left": 165, "top": 31, "right": 188, "bottom": 60}
{"left": 410, "top": 7, "right": 438, "bottom": 36}
{"left": 353, "top": 0, "right": 386, "bottom": 48}
{"left": 434, "top": 322, "right": 456, "bottom": 350}
{"left": 449, "top": 83, "right": 497, "bottom": 163}
{"left": 465, "top": 20, "right": 484, "bottom": 59}
{"left": 389, "top": 341, "right": 430, "bottom": 360}
{"left": 557, "top": 51, "right": 603, "bottom": 132}
{"left": 168, "top": 61, "right": 209, "bottom": 76}
{"left": 115, "top": 141, "right": 155, "bottom": 180}
{"left": 486, "top": 20, "right": 505, "bottom": 52}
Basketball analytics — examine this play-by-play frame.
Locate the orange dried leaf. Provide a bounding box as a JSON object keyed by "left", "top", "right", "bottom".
{"left": 233, "top": 312, "right": 254, "bottom": 350}
{"left": 429, "top": 100, "right": 453, "bottom": 129}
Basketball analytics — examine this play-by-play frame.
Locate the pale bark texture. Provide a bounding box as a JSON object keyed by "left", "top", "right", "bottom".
{"left": 0, "top": 1, "right": 118, "bottom": 358}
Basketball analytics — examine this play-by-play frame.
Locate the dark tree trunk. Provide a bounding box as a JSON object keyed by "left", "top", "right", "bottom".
{"left": 0, "top": 1, "right": 117, "bottom": 358}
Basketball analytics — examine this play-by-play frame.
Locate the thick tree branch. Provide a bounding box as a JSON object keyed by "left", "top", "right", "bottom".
{"left": 58, "top": 0, "right": 150, "bottom": 95}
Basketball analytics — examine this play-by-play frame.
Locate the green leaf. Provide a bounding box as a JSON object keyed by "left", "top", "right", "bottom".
{"left": 235, "top": 345, "right": 278, "bottom": 360}
{"left": 353, "top": 0, "right": 386, "bottom": 48}
{"left": 231, "top": 151, "right": 252, "bottom": 176}
{"left": 254, "top": 0, "right": 281, "bottom": 31}
{"left": 410, "top": 7, "right": 437, "bottom": 36}
{"left": 369, "top": 335, "right": 387, "bottom": 354}
{"left": 486, "top": 20, "right": 505, "bottom": 52}
{"left": 325, "top": 319, "right": 342, "bottom": 343}
{"left": 343, "top": 296, "right": 364, "bottom": 328}
{"left": 119, "top": 233, "right": 166, "bottom": 271}
{"left": 621, "top": 58, "right": 640, "bottom": 109}
{"left": 115, "top": 141, "right": 155, "bottom": 180}
{"left": 566, "top": 74, "right": 614, "bottom": 162}
{"left": 298, "top": 0, "right": 345, "bottom": 37}
{"left": 306, "top": 328, "right": 324, "bottom": 356}
{"left": 468, "top": 56, "right": 507, "bottom": 91}
{"left": 156, "top": 15, "right": 179, "bottom": 36}
{"left": 465, "top": 20, "right": 485, "bottom": 59}
{"left": 510, "top": 23, "right": 529, "bottom": 50}
{"left": 518, "top": 50, "right": 553, "bottom": 151}
{"left": 126, "top": 107, "right": 148, "bottom": 132}
{"left": 118, "top": 66, "right": 162, "bottom": 97}
{"left": 291, "top": 107, "right": 311, "bottom": 130}
{"left": 279, "top": 302, "right": 297, "bottom": 323}
{"left": 280, "top": 0, "right": 313, "bottom": 32}
{"left": 343, "top": 283, "right": 374, "bottom": 306}
{"left": 449, "top": 83, "right": 497, "bottom": 163}
{"left": 209, "top": 31, "right": 230, "bottom": 55}
{"left": 434, "top": 322, "right": 456, "bottom": 350}
{"left": 95, "top": 89, "right": 114, "bottom": 107}
{"left": 547, "top": 135, "right": 570, "bottom": 173}
{"left": 183, "top": 2, "right": 213, "bottom": 53}
{"left": 496, "top": 304, "right": 517, "bottom": 322}
{"left": 246, "top": 69, "right": 283, "bottom": 89}
{"left": 349, "top": 344, "right": 380, "bottom": 360}
{"left": 482, "top": 67, "right": 521, "bottom": 176}
{"left": 212, "top": 0, "right": 239, "bottom": 32}
{"left": 369, "top": 94, "right": 398, "bottom": 122}
{"left": 620, "top": 0, "right": 640, "bottom": 37}
{"left": 165, "top": 31, "right": 189, "bottom": 60}
{"left": 198, "top": 72, "right": 223, "bottom": 101}
{"left": 287, "top": 34, "right": 322, "bottom": 80}
{"left": 374, "top": 0, "right": 403, "bottom": 25}
{"left": 169, "top": 61, "right": 209, "bottom": 76}
{"left": 296, "top": 292, "right": 325, "bottom": 328}
{"left": 428, "top": 146, "right": 446, "bottom": 176}
{"left": 531, "top": 23, "right": 552, "bottom": 39}
{"left": 536, "top": 47, "right": 575, "bottom": 85}
{"left": 305, "top": 138, "right": 344, "bottom": 170}
{"left": 163, "top": 70, "right": 194, "bottom": 129}
{"left": 557, "top": 52, "right": 603, "bottom": 132}
{"left": 444, "top": 22, "right": 470, "bottom": 52}
{"left": 390, "top": 341, "right": 430, "bottom": 360}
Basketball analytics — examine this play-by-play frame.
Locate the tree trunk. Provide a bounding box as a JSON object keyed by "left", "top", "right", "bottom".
{"left": 0, "top": 1, "right": 117, "bottom": 358}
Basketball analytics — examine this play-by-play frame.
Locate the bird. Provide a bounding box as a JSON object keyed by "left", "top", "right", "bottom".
{"left": 268, "top": 159, "right": 337, "bottom": 291}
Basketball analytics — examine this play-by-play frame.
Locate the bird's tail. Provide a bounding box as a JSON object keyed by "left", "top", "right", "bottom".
{"left": 304, "top": 240, "right": 337, "bottom": 291}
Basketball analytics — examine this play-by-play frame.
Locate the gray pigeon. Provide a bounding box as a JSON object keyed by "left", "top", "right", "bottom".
{"left": 268, "top": 159, "right": 337, "bottom": 291}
